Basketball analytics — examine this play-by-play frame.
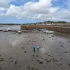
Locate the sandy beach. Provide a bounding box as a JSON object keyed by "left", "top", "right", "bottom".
{"left": 0, "top": 31, "right": 70, "bottom": 70}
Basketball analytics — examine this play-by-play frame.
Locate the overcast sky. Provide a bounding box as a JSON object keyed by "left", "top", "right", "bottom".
{"left": 0, "top": 0, "right": 70, "bottom": 23}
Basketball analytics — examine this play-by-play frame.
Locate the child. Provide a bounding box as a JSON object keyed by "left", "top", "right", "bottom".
{"left": 33, "top": 45, "right": 36, "bottom": 53}
{"left": 37, "top": 45, "right": 40, "bottom": 51}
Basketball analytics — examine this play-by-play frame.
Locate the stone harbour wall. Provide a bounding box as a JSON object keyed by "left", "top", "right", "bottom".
{"left": 21, "top": 24, "right": 70, "bottom": 35}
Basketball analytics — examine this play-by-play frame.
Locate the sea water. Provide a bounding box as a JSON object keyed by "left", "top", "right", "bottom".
{"left": 0, "top": 25, "right": 20, "bottom": 30}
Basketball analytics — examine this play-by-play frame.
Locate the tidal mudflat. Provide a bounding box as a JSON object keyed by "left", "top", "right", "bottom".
{"left": 0, "top": 31, "right": 70, "bottom": 70}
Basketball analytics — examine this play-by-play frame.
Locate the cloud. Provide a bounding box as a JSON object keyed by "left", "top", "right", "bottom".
{"left": 6, "top": 5, "right": 21, "bottom": 17}
{"left": 0, "top": 0, "right": 70, "bottom": 22}
{"left": 65, "top": 0, "right": 70, "bottom": 8}
{"left": 57, "top": 9, "right": 70, "bottom": 19}
{"left": 0, "top": 7, "right": 6, "bottom": 11}
{"left": 0, "top": 0, "right": 24, "bottom": 8}
{"left": 0, "top": 7, "right": 7, "bottom": 16}
{"left": 0, "top": 0, "right": 12, "bottom": 8}
{"left": 0, "top": 0, "right": 24, "bottom": 17}
{"left": 6, "top": 0, "right": 59, "bottom": 19}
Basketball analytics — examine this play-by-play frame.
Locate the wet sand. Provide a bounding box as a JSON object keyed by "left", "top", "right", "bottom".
{"left": 0, "top": 31, "right": 70, "bottom": 70}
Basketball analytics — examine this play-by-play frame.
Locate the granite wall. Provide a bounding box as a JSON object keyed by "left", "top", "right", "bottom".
{"left": 21, "top": 24, "right": 70, "bottom": 34}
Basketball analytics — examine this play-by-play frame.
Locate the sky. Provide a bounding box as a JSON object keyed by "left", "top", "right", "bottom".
{"left": 0, "top": 0, "right": 70, "bottom": 23}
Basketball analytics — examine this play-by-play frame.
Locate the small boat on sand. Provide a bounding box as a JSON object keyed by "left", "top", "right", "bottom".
{"left": 17, "top": 30, "right": 21, "bottom": 34}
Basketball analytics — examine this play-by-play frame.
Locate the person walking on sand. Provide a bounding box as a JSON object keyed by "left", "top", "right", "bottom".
{"left": 37, "top": 45, "right": 40, "bottom": 51}
{"left": 33, "top": 45, "right": 36, "bottom": 53}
